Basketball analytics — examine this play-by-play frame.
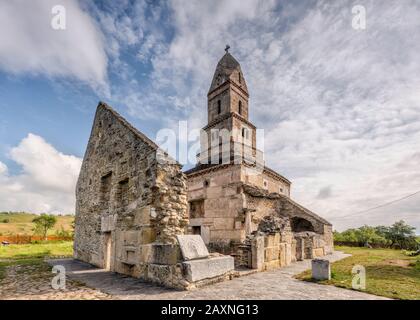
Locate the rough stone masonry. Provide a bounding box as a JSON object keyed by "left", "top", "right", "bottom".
{"left": 74, "top": 102, "right": 233, "bottom": 289}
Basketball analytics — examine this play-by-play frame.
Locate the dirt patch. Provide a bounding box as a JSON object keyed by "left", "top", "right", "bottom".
{"left": 381, "top": 259, "right": 411, "bottom": 268}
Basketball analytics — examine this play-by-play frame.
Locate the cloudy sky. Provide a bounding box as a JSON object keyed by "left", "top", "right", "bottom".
{"left": 0, "top": 0, "right": 419, "bottom": 231}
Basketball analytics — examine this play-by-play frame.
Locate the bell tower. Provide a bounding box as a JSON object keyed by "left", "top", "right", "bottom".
{"left": 200, "top": 46, "right": 258, "bottom": 165}
{"left": 207, "top": 45, "right": 250, "bottom": 123}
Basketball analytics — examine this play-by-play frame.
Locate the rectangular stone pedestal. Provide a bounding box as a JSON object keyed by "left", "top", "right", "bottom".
{"left": 311, "top": 259, "right": 331, "bottom": 280}
{"left": 183, "top": 256, "right": 234, "bottom": 282}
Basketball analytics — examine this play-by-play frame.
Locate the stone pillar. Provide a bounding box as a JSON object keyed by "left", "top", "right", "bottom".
{"left": 251, "top": 236, "right": 264, "bottom": 270}
{"left": 285, "top": 243, "right": 292, "bottom": 266}
{"left": 295, "top": 238, "right": 304, "bottom": 261}
{"left": 244, "top": 210, "right": 253, "bottom": 235}
{"left": 311, "top": 259, "right": 331, "bottom": 281}
{"left": 201, "top": 225, "right": 210, "bottom": 245}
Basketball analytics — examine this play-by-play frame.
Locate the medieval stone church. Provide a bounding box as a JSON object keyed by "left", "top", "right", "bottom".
{"left": 74, "top": 49, "right": 333, "bottom": 289}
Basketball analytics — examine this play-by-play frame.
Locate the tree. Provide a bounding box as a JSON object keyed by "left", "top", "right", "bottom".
{"left": 384, "top": 220, "right": 417, "bottom": 249}
{"left": 354, "top": 225, "right": 387, "bottom": 245}
{"left": 33, "top": 214, "right": 57, "bottom": 240}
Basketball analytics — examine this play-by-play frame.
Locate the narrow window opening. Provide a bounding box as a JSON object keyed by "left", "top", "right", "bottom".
{"left": 100, "top": 172, "right": 112, "bottom": 204}
{"left": 263, "top": 180, "right": 268, "bottom": 190}
{"left": 217, "top": 100, "right": 221, "bottom": 114}
{"left": 117, "top": 178, "right": 129, "bottom": 206}
{"left": 238, "top": 72, "right": 241, "bottom": 84}
{"left": 192, "top": 226, "right": 201, "bottom": 235}
{"left": 239, "top": 101, "right": 242, "bottom": 115}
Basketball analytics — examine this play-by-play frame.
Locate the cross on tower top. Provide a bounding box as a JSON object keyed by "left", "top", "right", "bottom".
{"left": 225, "top": 44, "right": 230, "bottom": 53}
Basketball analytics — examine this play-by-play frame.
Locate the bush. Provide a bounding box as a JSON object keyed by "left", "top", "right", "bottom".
{"left": 0, "top": 218, "right": 9, "bottom": 223}
{"left": 55, "top": 226, "right": 73, "bottom": 238}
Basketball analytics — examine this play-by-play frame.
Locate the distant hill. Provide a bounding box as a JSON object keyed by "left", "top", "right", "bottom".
{"left": 0, "top": 212, "right": 74, "bottom": 236}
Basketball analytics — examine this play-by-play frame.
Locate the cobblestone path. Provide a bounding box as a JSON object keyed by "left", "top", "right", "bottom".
{"left": 0, "top": 251, "right": 388, "bottom": 300}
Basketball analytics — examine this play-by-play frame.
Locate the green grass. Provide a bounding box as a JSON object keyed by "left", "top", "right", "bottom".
{"left": 0, "top": 212, "right": 74, "bottom": 236}
{"left": 296, "top": 246, "right": 420, "bottom": 300}
{"left": 0, "top": 241, "right": 73, "bottom": 280}
{"left": 0, "top": 241, "right": 73, "bottom": 260}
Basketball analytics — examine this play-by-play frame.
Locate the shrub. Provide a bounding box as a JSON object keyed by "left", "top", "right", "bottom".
{"left": 55, "top": 226, "right": 73, "bottom": 239}
{"left": 0, "top": 218, "right": 9, "bottom": 223}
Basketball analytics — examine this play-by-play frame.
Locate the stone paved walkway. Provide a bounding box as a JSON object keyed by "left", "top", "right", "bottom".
{"left": 0, "top": 261, "right": 112, "bottom": 300}
{"left": 45, "top": 251, "right": 388, "bottom": 300}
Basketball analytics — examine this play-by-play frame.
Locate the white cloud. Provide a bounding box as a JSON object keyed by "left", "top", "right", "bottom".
{"left": 0, "top": 161, "right": 7, "bottom": 175}
{"left": 2, "top": 0, "right": 418, "bottom": 230}
{"left": 117, "top": 0, "right": 420, "bottom": 231}
{"left": 0, "top": 134, "right": 82, "bottom": 214}
{"left": 0, "top": 0, "right": 108, "bottom": 93}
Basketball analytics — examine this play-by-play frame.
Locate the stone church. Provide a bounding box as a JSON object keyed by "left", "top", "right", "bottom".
{"left": 74, "top": 49, "right": 333, "bottom": 289}
{"left": 185, "top": 49, "right": 333, "bottom": 268}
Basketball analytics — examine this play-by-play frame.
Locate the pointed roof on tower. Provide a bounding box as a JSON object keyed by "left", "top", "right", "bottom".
{"left": 208, "top": 46, "right": 248, "bottom": 96}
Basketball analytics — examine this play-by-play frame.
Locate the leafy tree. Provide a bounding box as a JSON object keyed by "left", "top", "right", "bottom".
{"left": 32, "top": 214, "right": 57, "bottom": 240}
{"left": 354, "top": 225, "right": 387, "bottom": 245}
{"left": 384, "top": 220, "right": 418, "bottom": 250}
{"left": 340, "top": 229, "right": 359, "bottom": 242}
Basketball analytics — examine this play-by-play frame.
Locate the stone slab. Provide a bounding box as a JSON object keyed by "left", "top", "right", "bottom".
{"left": 312, "top": 258, "right": 331, "bottom": 280}
{"left": 182, "top": 256, "right": 234, "bottom": 282}
{"left": 176, "top": 235, "right": 209, "bottom": 261}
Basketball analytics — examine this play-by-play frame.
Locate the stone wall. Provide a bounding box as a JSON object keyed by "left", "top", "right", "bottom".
{"left": 186, "top": 164, "right": 245, "bottom": 247}
{"left": 74, "top": 102, "right": 188, "bottom": 280}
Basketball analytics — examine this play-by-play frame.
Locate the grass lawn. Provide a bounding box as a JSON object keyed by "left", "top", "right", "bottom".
{"left": 0, "top": 241, "right": 73, "bottom": 280}
{"left": 0, "top": 212, "right": 74, "bottom": 236}
{"left": 295, "top": 246, "right": 420, "bottom": 300}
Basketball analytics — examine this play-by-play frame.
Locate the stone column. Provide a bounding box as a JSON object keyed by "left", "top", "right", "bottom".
{"left": 251, "top": 236, "right": 264, "bottom": 270}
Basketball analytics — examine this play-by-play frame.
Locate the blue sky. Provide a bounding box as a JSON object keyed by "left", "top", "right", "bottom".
{"left": 0, "top": 0, "right": 419, "bottom": 231}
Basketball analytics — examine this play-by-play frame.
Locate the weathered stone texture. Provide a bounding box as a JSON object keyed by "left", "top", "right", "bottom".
{"left": 183, "top": 256, "right": 235, "bottom": 282}
{"left": 177, "top": 235, "right": 209, "bottom": 261}
{"left": 312, "top": 259, "right": 331, "bottom": 281}
{"left": 74, "top": 102, "right": 188, "bottom": 279}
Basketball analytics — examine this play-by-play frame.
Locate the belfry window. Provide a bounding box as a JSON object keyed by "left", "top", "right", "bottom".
{"left": 217, "top": 100, "right": 221, "bottom": 114}
{"left": 238, "top": 72, "right": 241, "bottom": 84}
{"left": 242, "top": 127, "right": 250, "bottom": 140}
{"left": 238, "top": 101, "right": 242, "bottom": 115}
